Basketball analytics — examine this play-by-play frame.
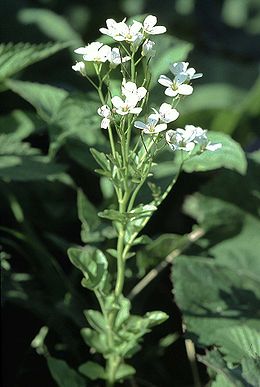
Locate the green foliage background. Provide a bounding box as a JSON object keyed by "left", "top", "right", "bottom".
{"left": 1, "top": 0, "right": 260, "bottom": 386}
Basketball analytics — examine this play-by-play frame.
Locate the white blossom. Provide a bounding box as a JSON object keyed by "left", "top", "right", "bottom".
{"left": 111, "top": 95, "right": 142, "bottom": 116}
{"left": 142, "top": 39, "right": 156, "bottom": 58}
{"left": 166, "top": 125, "right": 222, "bottom": 152}
{"left": 108, "top": 47, "right": 131, "bottom": 67}
{"left": 122, "top": 79, "right": 147, "bottom": 101}
{"left": 134, "top": 115, "right": 167, "bottom": 134}
{"left": 158, "top": 73, "right": 193, "bottom": 97}
{"left": 100, "top": 18, "right": 143, "bottom": 44}
{"left": 151, "top": 103, "right": 179, "bottom": 123}
{"left": 74, "top": 42, "right": 111, "bottom": 63}
{"left": 170, "top": 62, "right": 203, "bottom": 80}
{"left": 143, "top": 15, "right": 166, "bottom": 35}
{"left": 72, "top": 61, "right": 86, "bottom": 75}
{"left": 97, "top": 105, "right": 111, "bottom": 129}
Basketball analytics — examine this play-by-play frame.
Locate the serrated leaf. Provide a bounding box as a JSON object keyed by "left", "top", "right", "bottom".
{"left": 78, "top": 361, "right": 106, "bottom": 380}
{"left": 181, "top": 132, "right": 247, "bottom": 175}
{"left": 6, "top": 79, "right": 68, "bottom": 122}
{"left": 214, "top": 326, "right": 260, "bottom": 363}
{"left": 0, "top": 42, "right": 70, "bottom": 82}
{"left": 47, "top": 357, "right": 85, "bottom": 387}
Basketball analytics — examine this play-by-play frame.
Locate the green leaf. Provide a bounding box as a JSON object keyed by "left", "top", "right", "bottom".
{"left": 6, "top": 79, "right": 68, "bottom": 122}
{"left": 84, "top": 309, "right": 107, "bottom": 333}
{"left": 68, "top": 246, "right": 108, "bottom": 290}
{"left": 115, "top": 363, "right": 136, "bottom": 380}
{"left": 173, "top": 152, "right": 260, "bottom": 346}
{"left": 90, "top": 148, "right": 111, "bottom": 173}
{"left": 0, "top": 110, "right": 44, "bottom": 140}
{"left": 181, "top": 132, "right": 247, "bottom": 175}
{"left": 241, "top": 356, "right": 260, "bottom": 386}
{"left": 18, "top": 9, "right": 83, "bottom": 43}
{"left": 144, "top": 311, "right": 169, "bottom": 328}
{"left": 0, "top": 42, "right": 70, "bottom": 82}
{"left": 78, "top": 361, "right": 106, "bottom": 381}
{"left": 47, "top": 357, "right": 86, "bottom": 387}
{"left": 98, "top": 209, "right": 125, "bottom": 223}
{"left": 81, "top": 328, "right": 109, "bottom": 355}
{"left": 77, "top": 189, "right": 100, "bottom": 243}
{"left": 214, "top": 326, "right": 260, "bottom": 363}
{"left": 0, "top": 134, "right": 66, "bottom": 181}
{"left": 198, "top": 350, "right": 244, "bottom": 387}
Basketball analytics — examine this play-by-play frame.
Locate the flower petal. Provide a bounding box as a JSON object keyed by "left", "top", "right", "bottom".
{"left": 134, "top": 121, "right": 147, "bottom": 130}
{"left": 158, "top": 75, "right": 172, "bottom": 87}
{"left": 149, "top": 26, "right": 167, "bottom": 34}
{"left": 154, "top": 123, "right": 167, "bottom": 133}
{"left": 178, "top": 84, "right": 193, "bottom": 95}
{"left": 111, "top": 96, "right": 123, "bottom": 109}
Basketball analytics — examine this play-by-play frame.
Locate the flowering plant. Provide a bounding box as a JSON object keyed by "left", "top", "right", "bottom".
{"left": 70, "top": 14, "right": 223, "bottom": 386}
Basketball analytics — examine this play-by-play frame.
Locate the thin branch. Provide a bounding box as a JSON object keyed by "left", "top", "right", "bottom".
{"left": 128, "top": 228, "right": 204, "bottom": 300}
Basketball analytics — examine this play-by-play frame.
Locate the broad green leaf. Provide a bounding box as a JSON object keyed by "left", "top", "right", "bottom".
{"left": 68, "top": 246, "right": 108, "bottom": 290}
{"left": 0, "top": 134, "right": 66, "bottom": 181}
{"left": 214, "top": 326, "right": 260, "bottom": 363}
{"left": 0, "top": 42, "right": 70, "bottom": 82}
{"left": 173, "top": 152, "right": 260, "bottom": 346}
{"left": 114, "top": 296, "right": 131, "bottom": 329}
{"left": 47, "top": 357, "right": 86, "bottom": 387}
{"left": 241, "top": 356, "right": 260, "bottom": 386}
{"left": 6, "top": 79, "right": 68, "bottom": 122}
{"left": 182, "top": 132, "right": 247, "bottom": 175}
{"left": 198, "top": 350, "right": 244, "bottom": 387}
{"left": 78, "top": 361, "right": 106, "bottom": 380}
{"left": 18, "top": 9, "right": 83, "bottom": 44}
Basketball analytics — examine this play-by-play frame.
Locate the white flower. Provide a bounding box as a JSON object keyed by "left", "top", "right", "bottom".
{"left": 72, "top": 61, "right": 86, "bottom": 75}
{"left": 158, "top": 73, "right": 193, "bottom": 97}
{"left": 111, "top": 95, "right": 142, "bottom": 116}
{"left": 100, "top": 18, "right": 143, "bottom": 44}
{"left": 166, "top": 125, "right": 222, "bottom": 152}
{"left": 74, "top": 42, "right": 111, "bottom": 63}
{"left": 108, "top": 47, "right": 131, "bottom": 67}
{"left": 170, "top": 62, "right": 203, "bottom": 80}
{"left": 122, "top": 79, "right": 147, "bottom": 101}
{"left": 142, "top": 39, "right": 156, "bottom": 58}
{"left": 143, "top": 15, "right": 166, "bottom": 35}
{"left": 166, "top": 127, "right": 196, "bottom": 151}
{"left": 151, "top": 103, "right": 179, "bottom": 123}
{"left": 134, "top": 115, "right": 167, "bottom": 134}
{"left": 99, "top": 18, "right": 126, "bottom": 41}
{"left": 97, "top": 105, "right": 111, "bottom": 129}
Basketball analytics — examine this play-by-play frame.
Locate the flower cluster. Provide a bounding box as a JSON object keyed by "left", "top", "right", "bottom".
{"left": 72, "top": 14, "right": 221, "bottom": 155}
{"left": 166, "top": 125, "right": 222, "bottom": 152}
{"left": 100, "top": 15, "right": 166, "bottom": 46}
